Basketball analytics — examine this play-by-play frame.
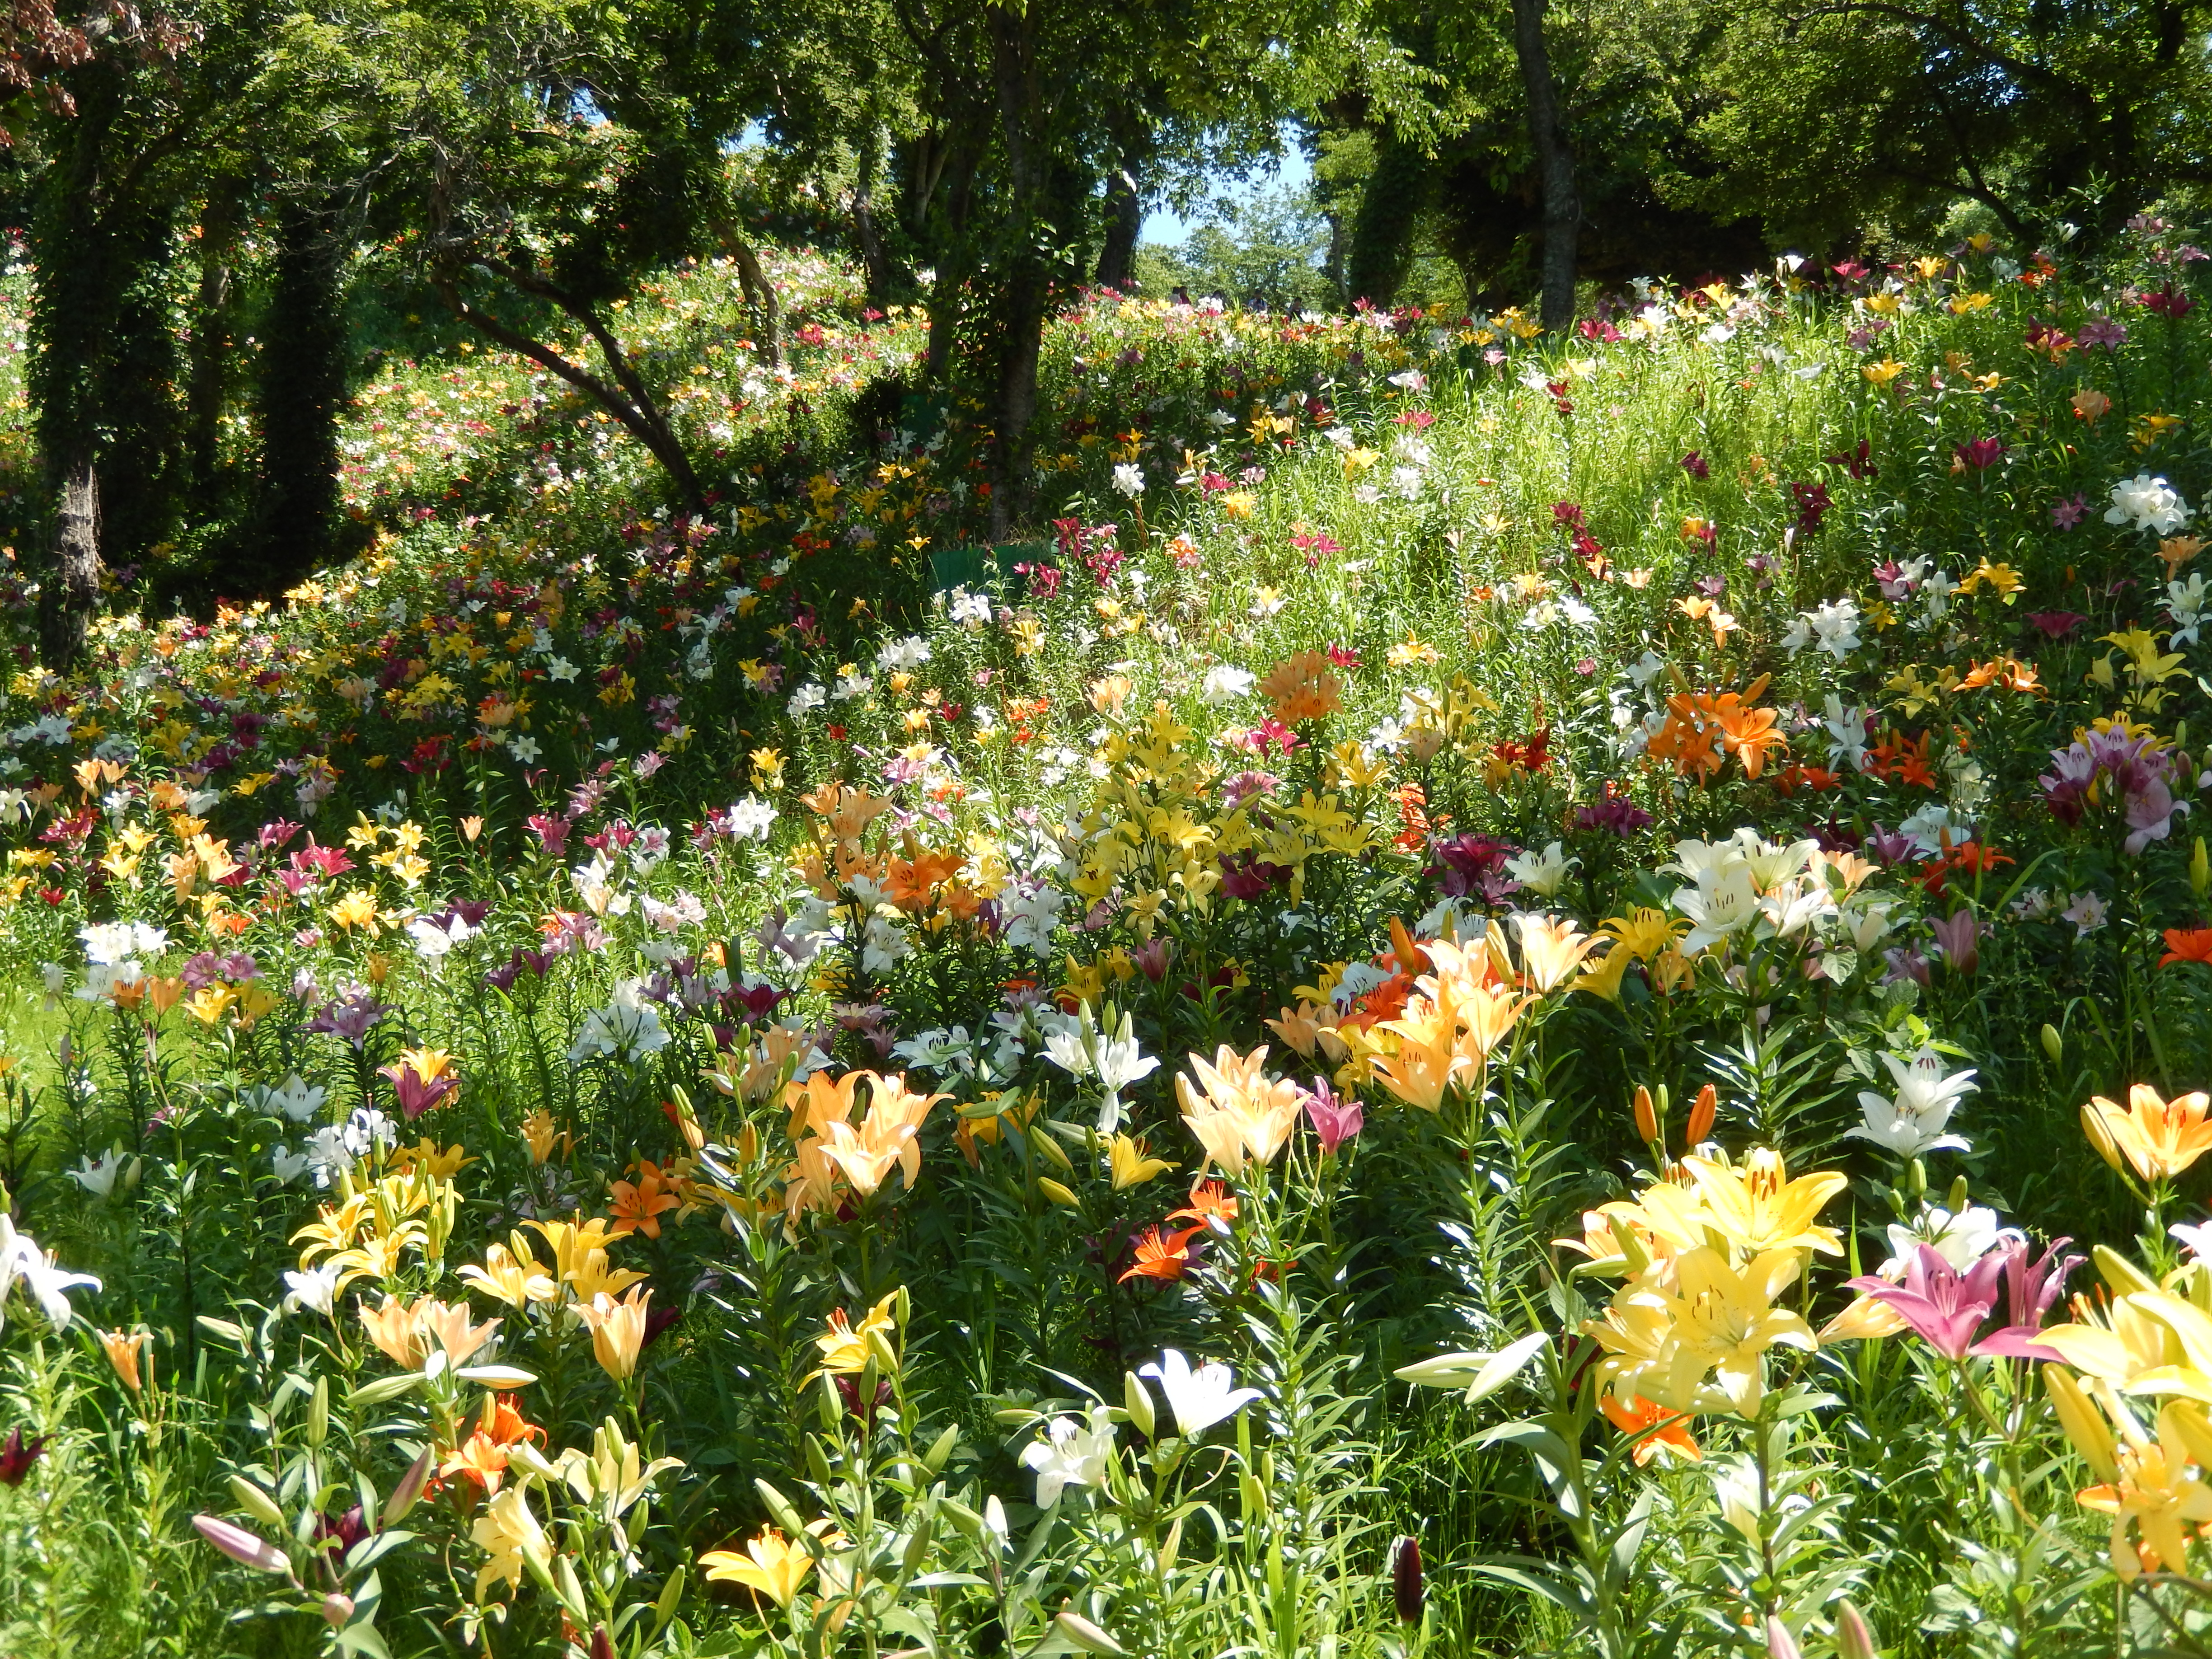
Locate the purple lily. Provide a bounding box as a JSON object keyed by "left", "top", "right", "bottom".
{"left": 1928, "top": 911, "right": 1987, "bottom": 974}
{"left": 1303, "top": 1078, "right": 1364, "bottom": 1156}
{"left": 1865, "top": 825, "right": 1918, "bottom": 866}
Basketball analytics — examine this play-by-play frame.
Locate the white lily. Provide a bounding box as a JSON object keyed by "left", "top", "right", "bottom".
{"left": 69, "top": 1144, "right": 136, "bottom": 1199}
{"left": 1504, "top": 841, "right": 1577, "bottom": 898}
{"left": 1139, "top": 1350, "right": 1261, "bottom": 1438}
{"left": 283, "top": 1260, "right": 343, "bottom": 1316}
{"left": 1021, "top": 1405, "right": 1116, "bottom": 1505}
{"left": 1847, "top": 1049, "right": 1976, "bottom": 1159}
{"left": 0, "top": 1215, "right": 100, "bottom": 1330}
{"left": 1041, "top": 1002, "right": 1159, "bottom": 1132}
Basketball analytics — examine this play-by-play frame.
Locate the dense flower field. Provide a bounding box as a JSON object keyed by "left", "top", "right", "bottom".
{"left": 5, "top": 224, "right": 2212, "bottom": 1657}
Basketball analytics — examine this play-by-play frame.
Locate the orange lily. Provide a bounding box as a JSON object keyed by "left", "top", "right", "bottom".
{"left": 2084, "top": 1084, "right": 2212, "bottom": 1181}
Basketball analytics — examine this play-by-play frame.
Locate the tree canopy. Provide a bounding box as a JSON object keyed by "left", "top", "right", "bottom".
{"left": 5, "top": 0, "right": 2212, "bottom": 639}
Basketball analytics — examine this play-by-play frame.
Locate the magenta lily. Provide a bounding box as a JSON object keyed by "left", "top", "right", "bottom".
{"left": 1847, "top": 1245, "right": 2006, "bottom": 1361}
{"left": 1968, "top": 1236, "right": 2080, "bottom": 1360}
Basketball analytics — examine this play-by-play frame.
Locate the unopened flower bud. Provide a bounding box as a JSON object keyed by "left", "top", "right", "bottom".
{"left": 1124, "top": 1371, "right": 1155, "bottom": 1440}
{"left": 1765, "top": 1615, "right": 1802, "bottom": 1659}
{"left": 1392, "top": 1535, "right": 1424, "bottom": 1624}
{"left": 1833, "top": 1600, "right": 1879, "bottom": 1659}
{"left": 2040, "top": 1023, "right": 2064, "bottom": 1065}
{"left": 382, "top": 1448, "right": 432, "bottom": 1526}
{"left": 322, "top": 1593, "right": 354, "bottom": 1630}
{"left": 1685, "top": 1083, "right": 1717, "bottom": 1146}
{"left": 2194, "top": 836, "right": 2209, "bottom": 900}
{"left": 2081, "top": 1100, "right": 2124, "bottom": 1175}
{"left": 1632, "top": 1084, "right": 1658, "bottom": 1144}
{"left": 2044, "top": 1364, "right": 2121, "bottom": 1482}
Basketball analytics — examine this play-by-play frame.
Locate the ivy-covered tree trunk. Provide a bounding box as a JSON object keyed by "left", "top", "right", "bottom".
{"left": 30, "top": 56, "right": 186, "bottom": 656}
{"left": 1346, "top": 135, "right": 1427, "bottom": 307}
{"left": 250, "top": 196, "right": 349, "bottom": 596}
{"left": 100, "top": 202, "right": 186, "bottom": 565}
{"left": 30, "top": 70, "right": 113, "bottom": 669}
{"left": 849, "top": 118, "right": 900, "bottom": 308}
{"left": 986, "top": 1, "right": 1049, "bottom": 541}
{"left": 1509, "top": 0, "right": 1579, "bottom": 330}
{"left": 922, "top": 140, "right": 977, "bottom": 385}
{"left": 1094, "top": 157, "right": 1142, "bottom": 290}
{"left": 41, "top": 447, "right": 99, "bottom": 669}
{"left": 186, "top": 176, "right": 245, "bottom": 517}
{"left": 713, "top": 214, "right": 783, "bottom": 369}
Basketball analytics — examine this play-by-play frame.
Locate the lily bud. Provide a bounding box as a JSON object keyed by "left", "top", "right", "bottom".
{"left": 1632, "top": 1085, "right": 1658, "bottom": 1144}
{"left": 321, "top": 1593, "right": 355, "bottom": 1630}
{"left": 1765, "top": 1616, "right": 1802, "bottom": 1659}
{"left": 1685, "top": 1082, "right": 1717, "bottom": 1146}
{"left": 2040, "top": 1022, "right": 2064, "bottom": 1065}
{"left": 191, "top": 1514, "right": 289, "bottom": 1574}
{"left": 306, "top": 1376, "right": 329, "bottom": 1448}
{"left": 230, "top": 1475, "right": 286, "bottom": 1530}
{"left": 1029, "top": 1125, "right": 1074, "bottom": 1172}
{"left": 1392, "top": 1535, "right": 1424, "bottom": 1624}
{"left": 2195, "top": 836, "right": 2209, "bottom": 900}
{"left": 1037, "top": 1177, "right": 1082, "bottom": 1209}
{"left": 1054, "top": 1612, "right": 1125, "bottom": 1656}
{"left": 382, "top": 1448, "right": 433, "bottom": 1526}
{"left": 2161, "top": 1401, "right": 2212, "bottom": 1472}
{"left": 590, "top": 1625, "right": 616, "bottom": 1659}
{"left": 1833, "top": 1600, "right": 1878, "bottom": 1659}
{"left": 2080, "top": 1099, "right": 2124, "bottom": 1175}
{"left": 2043, "top": 1364, "right": 2120, "bottom": 1483}
{"left": 1123, "top": 1371, "right": 1155, "bottom": 1440}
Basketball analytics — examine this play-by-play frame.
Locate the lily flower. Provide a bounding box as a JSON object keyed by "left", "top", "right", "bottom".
{"left": 2084, "top": 1084, "right": 2212, "bottom": 1181}
{"left": 1847, "top": 1049, "right": 1976, "bottom": 1159}
{"left": 1847, "top": 1244, "right": 2004, "bottom": 1360}
{"left": 1020, "top": 1405, "right": 1116, "bottom": 1504}
{"left": 379, "top": 1047, "right": 459, "bottom": 1120}
{"left": 1139, "top": 1349, "right": 1262, "bottom": 1437}
{"left": 2077, "top": 1404, "right": 2212, "bottom": 1580}
{"left": 701, "top": 1523, "right": 834, "bottom": 1607}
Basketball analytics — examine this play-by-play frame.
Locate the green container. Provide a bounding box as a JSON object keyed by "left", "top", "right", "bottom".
{"left": 898, "top": 391, "right": 951, "bottom": 444}
{"left": 928, "top": 541, "right": 1044, "bottom": 598}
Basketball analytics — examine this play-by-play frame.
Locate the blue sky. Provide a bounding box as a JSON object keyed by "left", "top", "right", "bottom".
{"left": 1139, "top": 135, "right": 1312, "bottom": 247}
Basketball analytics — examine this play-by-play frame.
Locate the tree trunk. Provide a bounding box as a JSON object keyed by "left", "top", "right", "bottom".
{"left": 988, "top": 2, "right": 1050, "bottom": 540}
{"left": 1094, "top": 164, "right": 1141, "bottom": 290}
{"left": 852, "top": 184, "right": 892, "bottom": 308}
{"left": 713, "top": 216, "right": 782, "bottom": 368}
{"left": 440, "top": 276, "right": 706, "bottom": 516}
{"left": 39, "top": 448, "right": 99, "bottom": 670}
{"left": 1346, "top": 135, "right": 1426, "bottom": 307}
{"left": 924, "top": 143, "right": 977, "bottom": 384}
{"left": 990, "top": 263, "right": 1047, "bottom": 540}
{"left": 252, "top": 196, "right": 349, "bottom": 595}
{"left": 850, "top": 122, "right": 900, "bottom": 307}
{"left": 1509, "top": 0, "right": 1579, "bottom": 330}
{"left": 187, "top": 177, "right": 243, "bottom": 511}
{"left": 32, "top": 64, "right": 110, "bottom": 669}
